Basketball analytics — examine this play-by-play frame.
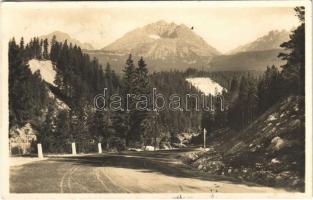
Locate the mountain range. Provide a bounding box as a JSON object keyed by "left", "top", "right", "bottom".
{"left": 209, "top": 30, "right": 290, "bottom": 71}
{"left": 40, "top": 22, "right": 290, "bottom": 72}
{"left": 227, "top": 30, "right": 290, "bottom": 55}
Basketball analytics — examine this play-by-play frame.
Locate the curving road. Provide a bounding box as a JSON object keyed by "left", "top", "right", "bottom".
{"left": 10, "top": 149, "right": 288, "bottom": 193}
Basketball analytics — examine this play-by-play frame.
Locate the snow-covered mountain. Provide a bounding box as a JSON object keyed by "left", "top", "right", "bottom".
{"left": 86, "top": 20, "right": 220, "bottom": 72}
{"left": 228, "top": 30, "right": 290, "bottom": 55}
{"left": 39, "top": 31, "right": 94, "bottom": 50}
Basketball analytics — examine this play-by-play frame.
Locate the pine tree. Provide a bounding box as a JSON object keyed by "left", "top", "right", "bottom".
{"left": 38, "top": 103, "right": 56, "bottom": 152}
{"left": 257, "top": 65, "right": 282, "bottom": 113}
{"left": 87, "top": 110, "right": 110, "bottom": 144}
{"left": 137, "top": 57, "right": 149, "bottom": 93}
{"left": 135, "top": 57, "right": 153, "bottom": 144}
{"left": 122, "top": 54, "right": 137, "bottom": 95}
{"left": 50, "top": 35, "right": 59, "bottom": 63}
{"left": 9, "top": 38, "right": 37, "bottom": 127}
{"left": 246, "top": 76, "right": 258, "bottom": 124}
{"left": 201, "top": 111, "right": 214, "bottom": 135}
{"left": 19, "top": 37, "right": 24, "bottom": 50}
{"left": 229, "top": 77, "right": 239, "bottom": 102}
{"left": 104, "top": 63, "right": 114, "bottom": 96}
{"left": 43, "top": 39, "right": 49, "bottom": 59}
{"left": 278, "top": 6, "right": 305, "bottom": 95}
{"left": 9, "top": 36, "right": 124, "bottom": 152}
{"left": 111, "top": 110, "right": 129, "bottom": 141}
{"left": 121, "top": 55, "right": 137, "bottom": 145}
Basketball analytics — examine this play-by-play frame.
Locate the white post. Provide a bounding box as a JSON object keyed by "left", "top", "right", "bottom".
{"left": 98, "top": 143, "right": 102, "bottom": 154}
{"left": 72, "top": 142, "right": 77, "bottom": 155}
{"left": 203, "top": 128, "right": 207, "bottom": 149}
{"left": 37, "top": 143, "right": 43, "bottom": 159}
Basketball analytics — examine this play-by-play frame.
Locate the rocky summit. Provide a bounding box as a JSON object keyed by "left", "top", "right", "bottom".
{"left": 86, "top": 21, "right": 220, "bottom": 72}
{"left": 103, "top": 20, "right": 220, "bottom": 58}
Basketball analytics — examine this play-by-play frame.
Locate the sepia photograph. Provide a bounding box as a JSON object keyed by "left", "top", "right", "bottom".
{"left": 0, "top": 1, "right": 312, "bottom": 199}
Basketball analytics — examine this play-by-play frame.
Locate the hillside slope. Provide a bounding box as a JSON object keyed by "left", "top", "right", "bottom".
{"left": 10, "top": 59, "right": 70, "bottom": 155}
{"left": 28, "top": 59, "right": 69, "bottom": 110}
{"left": 208, "top": 49, "right": 286, "bottom": 71}
{"left": 184, "top": 96, "right": 305, "bottom": 191}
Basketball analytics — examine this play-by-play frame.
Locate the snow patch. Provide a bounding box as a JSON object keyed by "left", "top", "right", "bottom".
{"left": 28, "top": 59, "right": 56, "bottom": 86}
{"left": 48, "top": 91, "right": 70, "bottom": 110}
{"left": 186, "top": 77, "right": 226, "bottom": 96}
{"left": 149, "top": 34, "right": 161, "bottom": 39}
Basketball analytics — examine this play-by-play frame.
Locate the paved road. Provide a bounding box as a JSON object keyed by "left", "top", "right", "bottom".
{"left": 10, "top": 149, "right": 288, "bottom": 193}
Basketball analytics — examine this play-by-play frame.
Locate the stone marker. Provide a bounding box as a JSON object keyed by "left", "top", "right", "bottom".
{"left": 98, "top": 143, "right": 102, "bottom": 154}
{"left": 204, "top": 128, "right": 207, "bottom": 149}
{"left": 37, "top": 143, "right": 43, "bottom": 159}
{"left": 72, "top": 142, "right": 77, "bottom": 155}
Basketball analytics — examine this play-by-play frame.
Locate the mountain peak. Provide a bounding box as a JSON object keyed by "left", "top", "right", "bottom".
{"left": 103, "top": 20, "right": 220, "bottom": 57}
{"left": 94, "top": 21, "right": 221, "bottom": 72}
{"left": 178, "top": 23, "right": 190, "bottom": 29}
{"left": 50, "top": 31, "right": 70, "bottom": 37}
{"left": 39, "top": 31, "right": 94, "bottom": 50}
{"left": 154, "top": 20, "right": 169, "bottom": 25}
{"left": 228, "top": 29, "right": 290, "bottom": 54}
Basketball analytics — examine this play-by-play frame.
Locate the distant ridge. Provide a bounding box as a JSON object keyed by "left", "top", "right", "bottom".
{"left": 39, "top": 31, "right": 94, "bottom": 50}
{"left": 209, "top": 49, "right": 286, "bottom": 71}
{"left": 208, "top": 30, "right": 290, "bottom": 71}
{"left": 228, "top": 30, "right": 290, "bottom": 55}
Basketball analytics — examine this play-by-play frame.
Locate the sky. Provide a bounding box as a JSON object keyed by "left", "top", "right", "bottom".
{"left": 1, "top": 2, "right": 301, "bottom": 53}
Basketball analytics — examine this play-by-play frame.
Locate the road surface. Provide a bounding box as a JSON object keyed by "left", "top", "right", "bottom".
{"left": 10, "top": 149, "right": 288, "bottom": 193}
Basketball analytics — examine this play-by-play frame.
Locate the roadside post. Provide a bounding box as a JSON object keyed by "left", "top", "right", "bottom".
{"left": 98, "top": 143, "right": 102, "bottom": 154}
{"left": 203, "top": 128, "right": 207, "bottom": 149}
{"left": 37, "top": 143, "right": 43, "bottom": 159}
{"left": 72, "top": 142, "right": 77, "bottom": 155}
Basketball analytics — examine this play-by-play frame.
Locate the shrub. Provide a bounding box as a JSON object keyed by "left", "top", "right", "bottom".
{"left": 107, "top": 137, "right": 126, "bottom": 152}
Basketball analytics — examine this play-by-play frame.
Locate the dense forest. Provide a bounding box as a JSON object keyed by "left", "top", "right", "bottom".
{"left": 9, "top": 7, "right": 304, "bottom": 153}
